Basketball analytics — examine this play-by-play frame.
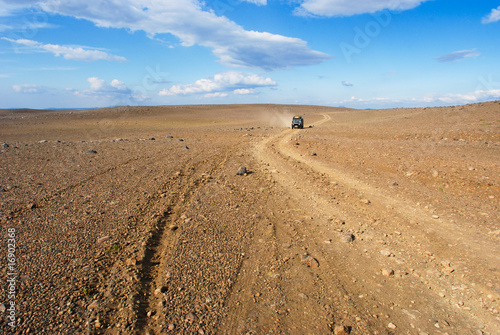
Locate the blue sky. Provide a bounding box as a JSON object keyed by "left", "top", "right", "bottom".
{"left": 0, "top": 0, "right": 499, "bottom": 109}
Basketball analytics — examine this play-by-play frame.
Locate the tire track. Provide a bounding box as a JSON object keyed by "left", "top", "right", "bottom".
{"left": 253, "top": 112, "right": 500, "bottom": 334}
{"left": 133, "top": 149, "right": 232, "bottom": 334}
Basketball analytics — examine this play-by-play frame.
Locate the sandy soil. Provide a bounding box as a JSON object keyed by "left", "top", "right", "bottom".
{"left": 0, "top": 103, "right": 498, "bottom": 334}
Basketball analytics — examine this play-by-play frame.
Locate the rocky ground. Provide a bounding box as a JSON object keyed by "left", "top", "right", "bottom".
{"left": 0, "top": 103, "right": 498, "bottom": 334}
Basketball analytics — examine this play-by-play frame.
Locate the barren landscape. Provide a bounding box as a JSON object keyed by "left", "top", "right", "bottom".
{"left": 0, "top": 103, "right": 499, "bottom": 334}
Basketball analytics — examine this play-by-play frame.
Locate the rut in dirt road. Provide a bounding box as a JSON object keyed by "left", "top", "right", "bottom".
{"left": 249, "top": 111, "right": 499, "bottom": 334}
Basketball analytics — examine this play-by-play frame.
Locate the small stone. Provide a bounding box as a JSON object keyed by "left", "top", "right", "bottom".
{"left": 169, "top": 225, "right": 178, "bottom": 231}
{"left": 391, "top": 181, "right": 399, "bottom": 186}
{"left": 333, "top": 325, "right": 350, "bottom": 335}
{"left": 340, "top": 233, "right": 354, "bottom": 243}
{"left": 432, "top": 170, "right": 439, "bottom": 178}
{"left": 166, "top": 135, "right": 174, "bottom": 138}
{"left": 360, "top": 199, "right": 371, "bottom": 204}
{"left": 154, "top": 286, "right": 167, "bottom": 295}
{"left": 432, "top": 215, "right": 439, "bottom": 219}
{"left": 185, "top": 312, "right": 197, "bottom": 322}
{"left": 236, "top": 166, "right": 247, "bottom": 175}
{"left": 97, "top": 236, "right": 110, "bottom": 244}
{"left": 380, "top": 250, "right": 393, "bottom": 257}
{"left": 87, "top": 300, "right": 99, "bottom": 311}
{"left": 182, "top": 145, "right": 189, "bottom": 150}
{"left": 168, "top": 324, "right": 175, "bottom": 331}
{"left": 311, "top": 152, "right": 317, "bottom": 156}
{"left": 27, "top": 203, "right": 37, "bottom": 209}
{"left": 86, "top": 150, "right": 97, "bottom": 154}
{"left": 0, "top": 304, "right": 6, "bottom": 313}
{"left": 388, "top": 322, "right": 397, "bottom": 329}
{"left": 39, "top": 140, "right": 48, "bottom": 143}
{"left": 177, "top": 138, "right": 184, "bottom": 141}
{"left": 301, "top": 254, "right": 319, "bottom": 268}
{"left": 125, "top": 258, "right": 136, "bottom": 266}
{"left": 381, "top": 268, "right": 395, "bottom": 276}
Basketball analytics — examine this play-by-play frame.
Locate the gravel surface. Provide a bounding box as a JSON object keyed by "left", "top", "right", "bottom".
{"left": 0, "top": 103, "right": 498, "bottom": 334}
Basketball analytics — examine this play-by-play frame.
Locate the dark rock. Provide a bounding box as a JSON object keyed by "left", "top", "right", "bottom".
{"left": 166, "top": 136, "right": 174, "bottom": 138}
{"left": 236, "top": 166, "right": 247, "bottom": 175}
{"left": 182, "top": 145, "right": 189, "bottom": 150}
{"left": 86, "top": 150, "right": 97, "bottom": 154}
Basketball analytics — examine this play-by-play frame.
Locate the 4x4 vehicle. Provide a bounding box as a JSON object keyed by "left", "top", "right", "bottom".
{"left": 291, "top": 116, "right": 304, "bottom": 129}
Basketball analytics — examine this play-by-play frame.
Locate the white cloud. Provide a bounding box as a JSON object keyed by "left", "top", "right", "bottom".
{"left": 436, "top": 49, "right": 480, "bottom": 63}
{"left": 75, "top": 77, "right": 147, "bottom": 104}
{"left": 424, "top": 89, "right": 500, "bottom": 104}
{"left": 159, "top": 71, "right": 276, "bottom": 96}
{"left": 295, "top": 0, "right": 430, "bottom": 17}
{"left": 234, "top": 88, "right": 256, "bottom": 95}
{"left": 12, "top": 84, "right": 46, "bottom": 94}
{"left": 341, "top": 81, "right": 353, "bottom": 87}
{"left": 2, "top": 37, "right": 126, "bottom": 61}
{"left": 482, "top": 6, "right": 500, "bottom": 24}
{"left": 23, "top": 0, "right": 329, "bottom": 70}
{"left": 204, "top": 92, "right": 228, "bottom": 98}
{"left": 242, "top": 0, "right": 267, "bottom": 5}
{"left": 336, "top": 89, "right": 500, "bottom": 108}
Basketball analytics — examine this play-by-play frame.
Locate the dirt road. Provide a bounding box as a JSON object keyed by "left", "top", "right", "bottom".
{"left": 0, "top": 104, "right": 498, "bottom": 334}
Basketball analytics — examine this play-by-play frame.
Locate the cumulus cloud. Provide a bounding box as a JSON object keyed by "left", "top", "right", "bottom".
{"left": 2, "top": 37, "right": 126, "bottom": 61}
{"left": 5, "top": 0, "right": 329, "bottom": 70}
{"left": 295, "top": 0, "right": 430, "bottom": 17}
{"left": 341, "top": 81, "right": 353, "bottom": 87}
{"left": 482, "top": 6, "right": 500, "bottom": 24}
{"left": 75, "top": 77, "right": 147, "bottom": 104}
{"left": 159, "top": 71, "right": 276, "bottom": 96}
{"left": 436, "top": 49, "right": 480, "bottom": 63}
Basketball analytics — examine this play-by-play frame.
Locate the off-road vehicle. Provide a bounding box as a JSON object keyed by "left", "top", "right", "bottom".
{"left": 291, "top": 116, "right": 304, "bottom": 129}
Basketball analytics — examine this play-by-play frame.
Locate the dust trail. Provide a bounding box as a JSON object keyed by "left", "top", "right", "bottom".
{"left": 259, "top": 107, "right": 296, "bottom": 128}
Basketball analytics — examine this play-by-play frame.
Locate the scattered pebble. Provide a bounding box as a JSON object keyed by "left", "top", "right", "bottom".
{"left": 301, "top": 254, "right": 319, "bottom": 268}
{"left": 97, "top": 236, "right": 110, "bottom": 244}
{"left": 236, "top": 166, "right": 247, "bottom": 175}
{"left": 380, "top": 250, "right": 394, "bottom": 257}
{"left": 333, "top": 325, "right": 350, "bottom": 335}
{"left": 387, "top": 322, "right": 397, "bottom": 329}
{"left": 340, "top": 232, "right": 354, "bottom": 243}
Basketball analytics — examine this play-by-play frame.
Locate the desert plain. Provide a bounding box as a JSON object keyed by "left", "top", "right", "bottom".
{"left": 0, "top": 102, "right": 499, "bottom": 334}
